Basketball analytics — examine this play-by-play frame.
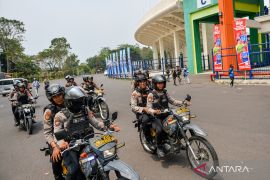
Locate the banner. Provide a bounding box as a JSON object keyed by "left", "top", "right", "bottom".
{"left": 234, "top": 19, "right": 251, "bottom": 70}
{"left": 127, "top": 47, "right": 133, "bottom": 76}
{"left": 213, "top": 24, "right": 222, "bottom": 71}
{"left": 116, "top": 52, "right": 121, "bottom": 78}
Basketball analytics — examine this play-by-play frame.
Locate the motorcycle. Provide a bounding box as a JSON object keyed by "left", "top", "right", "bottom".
{"left": 41, "top": 112, "right": 139, "bottom": 180}
{"left": 10, "top": 97, "right": 37, "bottom": 134}
{"left": 133, "top": 95, "right": 219, "bottom": 179}
{"left": 87, "top": 84, "right": 110, "bottom": 120}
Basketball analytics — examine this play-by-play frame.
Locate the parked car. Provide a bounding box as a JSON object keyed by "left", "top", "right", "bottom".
{"left": 0, "top": 78, "right": 25, "bottom": 97}
{"left": 104, "top": 70, "right": 108, "bottom": 76}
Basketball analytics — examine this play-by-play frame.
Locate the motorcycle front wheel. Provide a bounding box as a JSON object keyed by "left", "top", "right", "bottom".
{"left": 186, "top": 136, "right": 219, "bottom": 179}
{"left": 25, "top": 118, "right": 33, "bottom": 134}
{"left": 98, "top": 101, "right": 109, "bottom": 120}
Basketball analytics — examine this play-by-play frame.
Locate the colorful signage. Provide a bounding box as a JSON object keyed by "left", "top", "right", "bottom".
{"left": 234, "top": 19, "right": 251, "bottom": 70}
{"left": 213, "top": 24, "right": 222, "bottom": 71}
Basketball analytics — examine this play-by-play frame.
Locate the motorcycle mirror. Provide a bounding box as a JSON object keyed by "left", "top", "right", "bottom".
{"left": 111, "top": 112, "right": 118, "bottom": 121}
{"left": 100, "top": 84, "right": 103, "bottom": 87}
{"left": 185, "top": 94, "right": 191, "bottom": 101}
{"left": 54, "top": 129, "right": 68, "bottom": 140}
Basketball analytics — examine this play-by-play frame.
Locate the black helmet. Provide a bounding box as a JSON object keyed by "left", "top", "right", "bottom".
{"left": 69, "top": 75, "right": 74, "bottom": 80}
{"left": 13, "top": 80, "right": 21, "bottom": 88}
{"left": 18, "top": 82, "right": 25, "bottom": 88}
{"left": 65, "top": 86, "right": 86, "bottom": 113}
{"left": 46, "top": 84, "right": 65, "bottom": 102}
{"left": 82, "top": 75, "right": 90, "bottom": 82}
{"left": 152, "top": 75, "right": 166, "bottom": 89}
{"left": 135, "top": 74, "right": 147, "bottom": 83}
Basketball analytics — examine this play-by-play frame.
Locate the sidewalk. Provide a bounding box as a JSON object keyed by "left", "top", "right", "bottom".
{"left": 215, "top": 79, "right": 270, "bottom": 86}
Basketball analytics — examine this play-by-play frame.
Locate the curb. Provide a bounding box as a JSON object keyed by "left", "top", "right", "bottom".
{"left": 215, "top": 79, "right": 270, "bottom": 86}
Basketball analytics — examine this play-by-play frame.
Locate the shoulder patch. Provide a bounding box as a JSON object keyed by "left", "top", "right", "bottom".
{"left": 147, "top": 94, "right": 153, "bottom": 102}
{"left": 132, "top": 91, "right": 138, "bottom": 98}
{"left": 44, "top": 109, "right": 52, "bottom": 121}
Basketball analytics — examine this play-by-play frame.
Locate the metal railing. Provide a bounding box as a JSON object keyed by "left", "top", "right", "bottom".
{"left": 107, "top": 56, "right": 189, "bottom": 79}
{"left": 213, "top": 41, "right": 270, "bottom": 79}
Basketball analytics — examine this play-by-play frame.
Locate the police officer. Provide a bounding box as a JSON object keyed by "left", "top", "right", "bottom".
{"left": 65, "top": 75, "right": 77, "bottom": 87}
{"left": 43, "top": 84, "right": 66, "bottom": 180}
{"left": 130, "top": 74, "right": 151, "bottom": 139}
{"left": 81, "top": 75, "right": 90, "bottom": 90}
{"left": 53, "top": 87, "right": 119, "bottom": 180}
{"left": 147, "top": 75, "right": 185, "bottom": 158}
{"left": 11, "top": 82, "right": 34, "bottom": 126}
{"left": 9, "top": 80, "right": 20, "bottom": 126}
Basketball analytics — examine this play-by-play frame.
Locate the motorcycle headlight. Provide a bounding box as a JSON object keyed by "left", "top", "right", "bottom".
{"left": 103, "top": 147, "right": 116, "bottom": 158}
{"left": 182, "top": 115, "right": 190, "bottom": 121}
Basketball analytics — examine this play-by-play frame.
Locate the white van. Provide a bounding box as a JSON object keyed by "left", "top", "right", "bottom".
{"left": 0, "top": 78, "right": 24, "bottom": 97}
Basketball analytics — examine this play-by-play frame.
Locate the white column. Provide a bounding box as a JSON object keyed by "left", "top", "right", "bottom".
{"left": 183, "top": 45, "right": 187, "bottom": 67}
{"left": 152, "top": 43, "right": 159, "bottom": 70}
{"left": 173, "top": 31, "right": 180, "bottom": 66}
{"left": 159, "top": 38, "right": 165, "bottom": 71}
{"left": 201, "top": 23, "right": 213, "bottom": 69}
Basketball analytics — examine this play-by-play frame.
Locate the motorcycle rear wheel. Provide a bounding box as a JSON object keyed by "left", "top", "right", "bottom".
{"left": 186, "top": 136, "right": 219, "bottom": 179}
{"left": 139, "top": 129, "right": 156, "bottom": 154}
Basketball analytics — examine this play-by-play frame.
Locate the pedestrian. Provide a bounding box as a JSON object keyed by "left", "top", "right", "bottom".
{"left": 229, "top": 64, "right": 234, "bottom": 87}
{"left": 183, "top": 65, "right": 190, "bottom": 84}
{"left": 172, "top": 69, "right": 177, "bottom": 86}
{"left": 176, "top": 67, "right": 182, "bottom": 84}
{"left": 166, "top": 68, "right": 170, "bottom": 82}
{"left": 32, "top": 78, "right": 40, "bottom": 97}
{"left": 44, "top": 76, "right": 50, "bottom": 91}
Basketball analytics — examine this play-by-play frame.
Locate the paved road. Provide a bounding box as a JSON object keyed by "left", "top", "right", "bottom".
{"left": 0, "top": 74, "right": 270, "bottom": 180}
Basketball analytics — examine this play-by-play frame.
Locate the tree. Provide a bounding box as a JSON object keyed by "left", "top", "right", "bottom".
{"left": 0, "top": 17, "right": 25, "bottom": 72}
{"left": 63, "top": 53, "right": 80, "bottom": 75}
{"left": 140, "top": 47, "right": 153, "bottom": 60}
{"left": 37, "top": 37, "right": 71, "bottom": 71}
{"left": 14, "top": 55, "right": 41, "bottom": 77}
{"left": 49, "top": 37, "right": 71, "bottom": 69}
{"left": 86, "top": 47, "right": 111, "bottom": 72}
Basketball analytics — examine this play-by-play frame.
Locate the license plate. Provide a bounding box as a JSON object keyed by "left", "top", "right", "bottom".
{"left": 94, "top": 135, "right": 115, "bottom": 148}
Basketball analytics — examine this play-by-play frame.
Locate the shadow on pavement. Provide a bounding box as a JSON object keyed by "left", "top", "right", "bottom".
{"left": 151, "top": 153, "right": 189, "bottom": 169}
{"left": 32, "top": 121, "right": 43, "bottom": 135}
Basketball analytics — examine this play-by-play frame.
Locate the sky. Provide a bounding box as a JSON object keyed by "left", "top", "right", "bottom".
{"left": 0, "top": 0, "right": 159, "bottom": 62}
{"left": 0, "top": 0, "right": 269, "bottom": 62}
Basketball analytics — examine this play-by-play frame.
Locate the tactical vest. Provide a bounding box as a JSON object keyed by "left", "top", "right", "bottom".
{"left": 44, "top": 104, "right": 62, "bottom": 127}
{"left": 88, "top": 82, "right": 95, "bottom": 91}
{"left": 135, "top": 88, "right": 149, "bottom": 107}
{"left": 17, "top": 91, "right": 29, "bottom": 105}
{"left": 151, "top": 89, "right": 169, "bottom": 110}
{"left": 62, "top": 107, "right": 94, "bottom": 140}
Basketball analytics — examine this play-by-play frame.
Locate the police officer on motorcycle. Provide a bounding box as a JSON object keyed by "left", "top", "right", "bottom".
{"left": 11, "top": 82, "right": 35, "bottom": 126}
{"left": 65, "top": 75, "right": 77, "bottom": 87}
{"left": 43, "top": 84, "right": 66, "bottom": 180}
{"left": 81, "top": 76, "right": 99, "bottom": 92}
{"left": 53, "top": 86, "right": 119, "bottom": 180}
{"left": 9, "top": 80, "right": 21, "bottom": 125}
{"left": 147, "top": 75, "right": 186, "bottom": 158}
{"left": 130, "top": 74, "right": 152, "bottom": 141}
